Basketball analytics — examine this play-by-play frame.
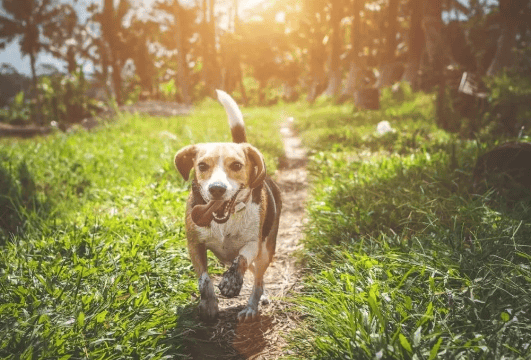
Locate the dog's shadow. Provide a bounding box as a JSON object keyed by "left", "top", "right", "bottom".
{"left": 171, "top": 302, "right": 275, "bottom": 359}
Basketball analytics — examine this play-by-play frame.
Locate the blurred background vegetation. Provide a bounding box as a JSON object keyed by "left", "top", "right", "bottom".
{"left": 0, "top": 0, "right": 530, "bottom": 136}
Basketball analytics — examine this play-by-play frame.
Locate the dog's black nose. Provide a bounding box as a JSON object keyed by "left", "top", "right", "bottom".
{"left": 208, "top": 182, "right": 227, "bottom": 198}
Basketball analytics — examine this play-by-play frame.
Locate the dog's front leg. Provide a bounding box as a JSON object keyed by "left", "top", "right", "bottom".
{"left": 238, "top": 247, "right": 269, "bottom": 322}
{"left": 218, "top": 241, "right": 258, "bottom": 298}
{"left": 189, "top": 241, "right": 219, "bottom": 321}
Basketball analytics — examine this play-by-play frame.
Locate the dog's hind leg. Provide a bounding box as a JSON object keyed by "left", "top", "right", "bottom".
{"left": 238, "top": 247, "right": 271, "bottom": 322}
{"left": 189, "top": 241, "right": 219, "bottom": 321}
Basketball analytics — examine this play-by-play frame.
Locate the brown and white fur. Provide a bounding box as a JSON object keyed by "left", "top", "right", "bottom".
{"left": 174, "top": 90, "right": 282, "bottom": 322}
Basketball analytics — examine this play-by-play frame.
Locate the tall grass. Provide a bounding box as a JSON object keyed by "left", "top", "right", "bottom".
{"left": 0, "top": 99, "right": 283, "bottom": 358}
{"left": 288, "top": 86, "right": 531, "bottom": 359}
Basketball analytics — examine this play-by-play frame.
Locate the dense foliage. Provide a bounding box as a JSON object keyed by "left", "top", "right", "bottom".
{"left": 2, "top": 0, "right": 531, "bottom": 127}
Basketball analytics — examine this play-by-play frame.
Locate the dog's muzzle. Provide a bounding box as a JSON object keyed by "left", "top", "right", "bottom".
{"left": 211, "top": 186, "right": 243, "bottom": 224}
{"left": 191, "top": 185, "right": 244, "bottom": 227}
{"left": 208, "top": 182, "right": 227, "bottom": 199}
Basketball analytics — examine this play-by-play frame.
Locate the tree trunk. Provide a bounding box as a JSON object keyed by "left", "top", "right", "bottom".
{"left": 207, "top": 0, "right": 220, "bottom": 92}
{"left": 258, "top": 79, "right": 266, "bottom": 105}
{"left": 486, "top": 1, "right": 519, "bottom": 77}
{"left": 100, "top": 42, "right": 112, "bottom": 99}
{"left": 486, "top": 23, "right": 517, "bottom": 76}
{"left": 29, "top": 51, "right": 43, "bottom": 125}
{"left": 66, "top": 48, "right": 77, "bottom": 74}
{"left": 111, "top": 61, "right": 122, "bottom": 105}
{"left": 201, "top": 0, "right": 209, "bottom": 88}
{"left": 340, "top": 0, "right": 362, "bottom": 102}
{"left": 175, "top": 4, "right": 191, "bottom": 105}
{"left": 234, "top": 0, "right": 248, "bottom": 105}
{"left": 423, "top": 0, "right": 447, "bottom": 129}
{"left": 355, "top": 88, "right": 380, "bottom": 110}
{"left": 29, "top": 51, "right": 38, "bottom": 100}
{"left": 305, "top": 1, "right": 327, "bottom": 103}
{"left": 339, "top": 63, "right": 360, "bottom": 102}
{"left": 306, "top": 58, "right": 327, "bottom": 103}
{"left": 376, "top": 0, "right": 399, "bottom": 88}
{"left": 102, "top": 0, "right": 122, "bottom": 104}
{"left": 324, "top": 0, "right": 342, "bottom": 97}
{"left": 401, "top": 0, "right": 424, "bottom": 90}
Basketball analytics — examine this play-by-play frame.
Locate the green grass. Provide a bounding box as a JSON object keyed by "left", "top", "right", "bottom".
{"left": 3, "top": 87, "right": 530, "bottom": 359}
{"left": 0, "top": 99, "right": 283, "bottom": 359}
{"left": 287, "top": 86, "right": 531, "bottom": 359}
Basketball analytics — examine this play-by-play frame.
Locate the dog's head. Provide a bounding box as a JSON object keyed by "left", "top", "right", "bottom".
{"left": 175, "top": 142, "right": 266, "bottom": 203}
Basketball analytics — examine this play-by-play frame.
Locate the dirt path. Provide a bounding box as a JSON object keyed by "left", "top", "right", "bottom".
{"left": 184, "top": 117, "right": 308, "bottom": 359}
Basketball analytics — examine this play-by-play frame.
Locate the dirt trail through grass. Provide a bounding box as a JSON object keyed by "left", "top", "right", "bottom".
{"left": 185, "top": 116, "right": 307, "bottom": 359}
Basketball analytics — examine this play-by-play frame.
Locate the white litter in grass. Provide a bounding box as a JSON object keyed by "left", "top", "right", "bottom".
{"left": 159, "top": 130, "right": 178, "bottom": 140}
{"left": 376, "top": 120, "right": 394, "bottom": 135}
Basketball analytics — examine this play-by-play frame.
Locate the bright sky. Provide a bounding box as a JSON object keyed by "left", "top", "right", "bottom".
{"left": 0, "top": 0, "right": 266, "bottom": 75}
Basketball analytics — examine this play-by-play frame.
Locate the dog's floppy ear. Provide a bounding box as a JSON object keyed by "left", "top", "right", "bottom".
{"left": 174, "top": 145, "right": 197, "bottom": 181}
{"left": 244, "top": 144, "right": 266, "bottom": 188}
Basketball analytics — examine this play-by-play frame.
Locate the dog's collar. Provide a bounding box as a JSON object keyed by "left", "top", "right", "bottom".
{"left": 233, "top": 190, "right": 253, "bottom": 213}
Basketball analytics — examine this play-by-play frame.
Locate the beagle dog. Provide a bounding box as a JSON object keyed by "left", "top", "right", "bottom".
{"left": 174, "top": 90, "right": 282, "bottom": 322}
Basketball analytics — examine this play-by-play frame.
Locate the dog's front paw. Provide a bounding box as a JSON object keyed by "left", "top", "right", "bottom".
{"left": 218, "top": 268, "right": 244, "bottom": 298}
{"left": 198, "top": 272, "right": 219, "bottom": 321}
{"left": 218, "top": 256, "right": 246, "bottom": 298}
{"left": 238, "top": 306, "right": 259, "bottom": 322}
{"left": 198, "top": 298, "right": 219, "bottom": 322}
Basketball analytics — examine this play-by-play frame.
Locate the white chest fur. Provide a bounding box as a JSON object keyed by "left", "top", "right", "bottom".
{"left": 195, "top": 202, "right": 261, "bottom": 264}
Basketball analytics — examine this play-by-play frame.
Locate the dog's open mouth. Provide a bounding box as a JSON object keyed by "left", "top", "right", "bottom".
{"left": 191, "top": 188, "right": 242, "bottom": 227}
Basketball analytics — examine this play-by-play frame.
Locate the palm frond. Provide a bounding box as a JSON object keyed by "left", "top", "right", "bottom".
{"left": 0, "top": 15, "right": 23, "bottom": 38}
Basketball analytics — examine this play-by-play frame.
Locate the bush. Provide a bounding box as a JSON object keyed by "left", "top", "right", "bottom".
{"left": 482, "top": 71, "right": 531, "bottom": 136}
{"left": 0, "top": 92, "right": 31, "bottom": 125}
{"left": 159, "top": 79, "right": 178, "bottom": 101}
{"left": 39, "top": 70, "right": 104, "bottom": 125}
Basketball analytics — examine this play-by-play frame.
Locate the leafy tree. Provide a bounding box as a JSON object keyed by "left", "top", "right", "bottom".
{"left": 122, "top": 16, "right": 158, "bottom": 97}
{"left": 376, "top": 0, "right": 400, "bottom": 88}
{"left": 324, "top": 0, "right": 344, "bottom": 97}
{"left": 0, "top": 0, "right": 65, "bottom": 122}
{"left": 43, "top": 4, "right": 93, "bottom": 74}
{"left": 91, "top": 0, "right": 132, "bottom": 105}
{"left": 153, "top": 0, "right": 198, "bottom": 104}
{"left": 340, "top": 0, "right": 364, "bottom": 100}
{"left": 422, "top": 0, "right": 449, "bottom": 129}
{"left": 218, "top": 0, "right": 248, "bottom": 104}
{"left": 487, "top": 0, "right": 529, "bottom": 76}
{"left": 238, "top": 13, "right": 288, "bottom": 104}
{"left": 401, "top": 0, "right": 425, "bottom": 89}
{"left": 0, "top": 64, "right": 30, "bottom": 108}
{"left": 303, "top": 0, "right": 328, "bottom": 103}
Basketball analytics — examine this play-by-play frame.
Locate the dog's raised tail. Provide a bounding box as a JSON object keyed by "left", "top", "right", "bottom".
{"left": 216, "top": 89, "right": 247, "bottom": 143}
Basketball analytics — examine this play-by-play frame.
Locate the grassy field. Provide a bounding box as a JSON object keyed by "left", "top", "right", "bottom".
{"left": 286, "top": 85, "right": 531, "bottom": 359}
{"left": 0, "top": 99, "right": 283, "bottom": 359}
{"left": 2, "top": 88, "right": 531, "bottom": 359}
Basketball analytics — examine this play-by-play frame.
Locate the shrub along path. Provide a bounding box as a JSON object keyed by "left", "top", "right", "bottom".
{"left": 183, "top": 117, "right": 307, "bottom": 359}
{"left": 0, "top": 101, "right": 191, "bottom": 138}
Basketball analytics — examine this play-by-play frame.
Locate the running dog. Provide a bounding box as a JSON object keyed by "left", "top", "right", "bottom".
{"left": 174, "top": 90, "right": 282, "bottom": 322}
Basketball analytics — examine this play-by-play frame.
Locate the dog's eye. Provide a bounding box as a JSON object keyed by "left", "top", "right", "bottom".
{"left": 198, "top": 162, "right": 210, "bottom": 172}
{"left": 230, "top": 162, "right": 243, "bottom": 171}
